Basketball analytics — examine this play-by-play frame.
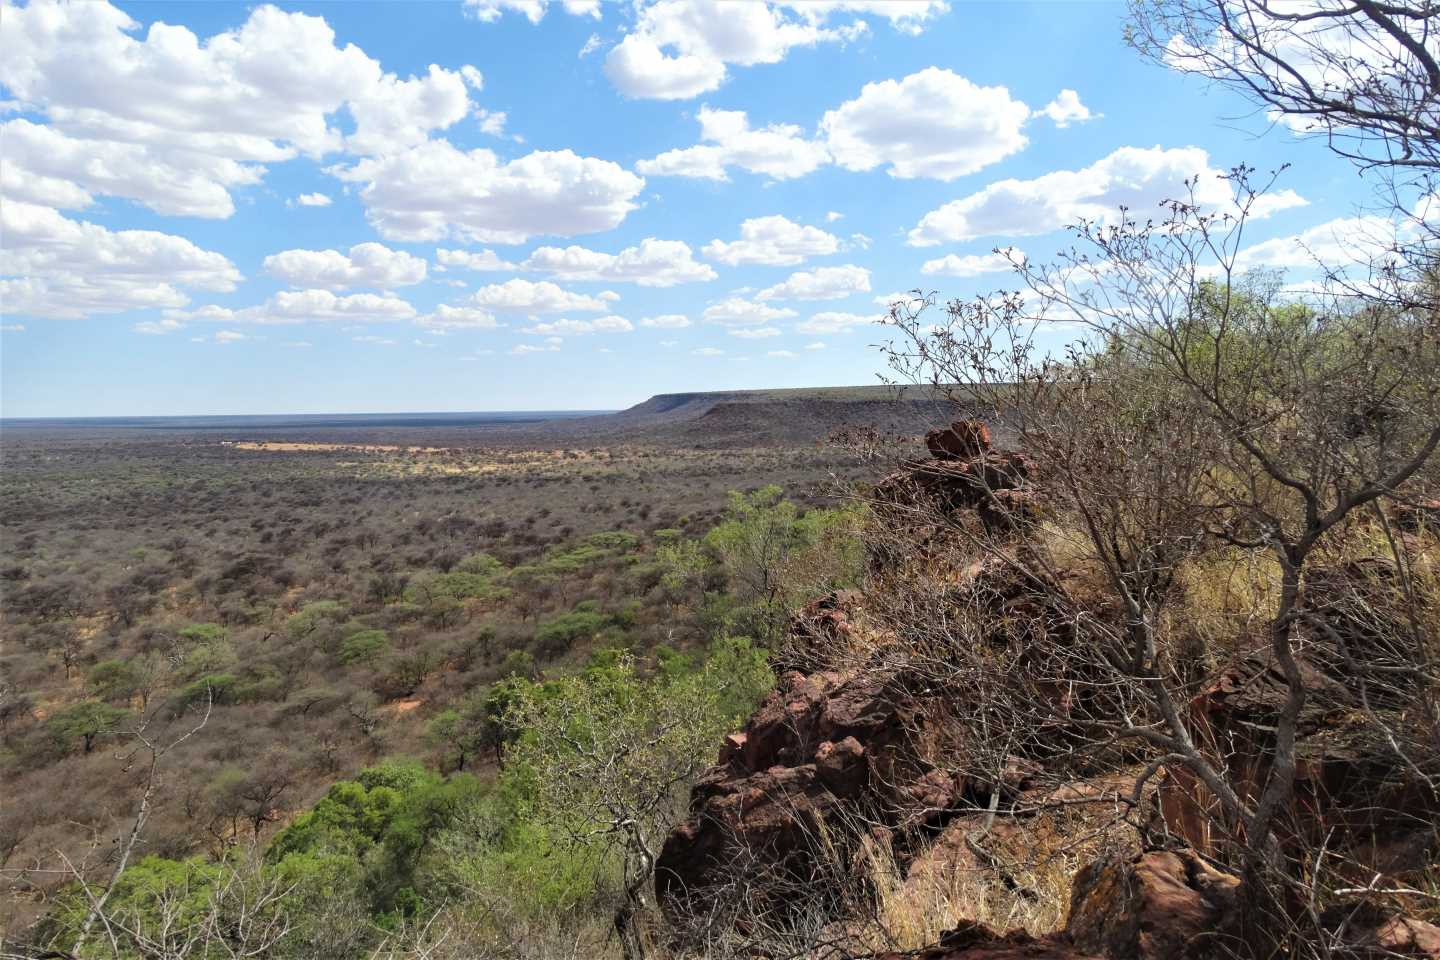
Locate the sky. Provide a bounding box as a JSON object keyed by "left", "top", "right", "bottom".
{"left": 0, "top": 0, "right": 1387, "bottom": 417}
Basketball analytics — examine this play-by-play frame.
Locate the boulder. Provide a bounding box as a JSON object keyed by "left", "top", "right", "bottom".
{"left": 1065, "top": 849, "right": 1239, "bottom": 960}
{"left": 926, "top": 419, "right": 993, "bottom": 460}
{"left": 656, "top": 641, "right": 970, "bottom": 914}
{"left": 1325, "top": 905, "right": 1440, "bottom": 959}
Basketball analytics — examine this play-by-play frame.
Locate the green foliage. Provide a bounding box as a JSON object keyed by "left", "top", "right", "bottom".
{"left": 88, "top": 658, "right": 138, "bottom": 703}
{"left": 703, "top": 486, "right": 864, "bottom": 643}
{"left": 178, "top": 622, "right": 226, "bottom": 644}
{"left": 338, "top": 628, "right": 390, "bottom": 666}
{"left": 46, "top": 700, "right": 129, "bottom": 754}
{"left": 268, "top": 760, "right": 483, "bottom": 918}
{"left": 534, "top": 606, "right": 610, "bottom": 657}
{"left": 505, "top": 638, "right": 772, "bottom": 879}
{"left": 286, "top": 601, "right": 346, "bottom": 644}
{"left": 456, "top": 552, "right": 505, "bottom": 576}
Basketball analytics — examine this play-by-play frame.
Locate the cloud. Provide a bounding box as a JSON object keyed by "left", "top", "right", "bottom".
{"left": 0, "top": 324, "right": 25, "bottom": 333}
{"left": 691, "top": 346, "right": 725, "bottom": 356}
{"left": 603, "top": 0, "right": 947, "bottom": 100}
{"left": 0, "top": 118, "right": 261, "bottom": 218}
{"left": 475, "top": 108, "right": 512, "bottom": 139}
{"left": 511, "top": 341, "right": 560, "bottom": 354}
{"left": 134, "top": 317, "right": 185, "bottom": 335}
{"left": 729, "top": 326, "right": 782, "bottom": 339}
{"left": 820, "top": 68, "right": 1033, "bottom": 180}
{"left": 170, "top": 290, "right": 417, "bottom": 326}
{"left": 353, "top": 334, "right": 398, "bottom": 345}
{"left": 1234, "top": 215, "right": 1399, "bottom": 272}
{"left": 920, "top": 247, "right": 1024, "bottom": 277}
{"left": 521, "top": 239, "right": 717, "bottom": 286}
{"left": 826, "top": 211, "right": 844, "bottom": 222}
{"left": 702, "top": 297, "right": 799, "bottom": 327}
{"left": 436, "top": 249, "right": 519, "bottom": 272}
{"left": 469, "top": 278, "right": 615, "bottom": 313}
{"left": 464, "top": 0, "right": 600, "bottom": 23}
{"left": 524, "top": 315, "right": 635, "bottom": 335}
{"left": 703, "top": 215, "right": 839, "bottom": 266}
{"left": 757, "top": 264, "right": 870, "bottom": 301}
{"left": 639, "top": 314, "right": 691, "bottom": 328}
{"left": 1035, "top": 89, "right": 1098, "bottom": 128}
{"left": 636, "top": 107, "right": 829, "bottom": 181}
{"left": 264, "top": 242, "right": 427, "bottom": 291}
{"left": 767, "top": 349, "right": 796, "bottom": 357}
{"left": 0, "top": 2, "right": 480, "bottom": 215}
{"left": 795, "top": 310, "right": 879, "bottom": 334}
{"left": 415, "top": 304, "right": 501, "bottom": 330}
{"left": 331, "top": 142, "right": 646, "bottom": 244}
{"left": 0, "top": 200, "right": 240, "bottom": 320}
{"left": 804, "top": 340, "right": 826, "bottom": 350}
{"left": 214, "top": 330, "right": 249, "bottom": 343}
{"left": 295, "top": 192, "right": 333, "bottom": 207}
{"left": 907, "top": 146, "right": 1253, "bottom": 246}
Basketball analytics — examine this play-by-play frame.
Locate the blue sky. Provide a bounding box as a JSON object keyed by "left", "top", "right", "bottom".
{"left": 0, "top": 0, "right": 1380, "bottom": 416}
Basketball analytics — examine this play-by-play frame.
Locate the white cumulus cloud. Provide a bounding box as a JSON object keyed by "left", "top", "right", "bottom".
{"left": 920, "top": 248, "right": 1024, "bottom": 277}
{"left": 636, "top": 107, "right": 829, "bottom": 181}
{"left": 757, "top": 264, "right": 871, "bottom": 301}
{"left": 521, "top": 239, "right": 716, "bottom": 286}
{"left": 332, "top": 142, "right": 646, "bottom": 244}
{"left": 436, "top": 249, "right": 519, "bottom": 272}
{"left": 0, "top": 200, "right": 240, "bottom": 320}
{"left": 0, "top": 2, "right": 480, "bottom": 215}
{"left": 415, "top": 304, "right": 502, "bottom": 330}
{"left": 820, "top": 67, "right": 1033, "bottom": 180}
{"left": 524, "top": 315, "right": 635, "bottom": 335}
{"left": 604, "top": 0, "right": 947, "bottom": 100}
{"left": 702, "top": 297, "right": 799, "bottom": 327}
{"left": 1035, "top": 89, "right": 1098, "bottom": 128}
{"left": 264, "top": 242, "right": 428, "bottom": 291}
{"left": 703, "top": 215, "right": 839, "bottom": 266}
{"left": 469, "top": 278, "right": 615, "bottom": 313}
{"left": 639, "top": 314, "right": 691, "bottom": 328}
{"left": 169, "top": 290, "right": 417, "bottom": 326}
{"left": 907, "top": 145, "right": 1268, "bottom": 246}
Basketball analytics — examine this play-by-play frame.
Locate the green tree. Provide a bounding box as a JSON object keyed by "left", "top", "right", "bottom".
{"left": 47, "top": 700, "right": 129, "bottom": 754}
{"left": 506, "top": 643, "right": 770, "bottom": 960}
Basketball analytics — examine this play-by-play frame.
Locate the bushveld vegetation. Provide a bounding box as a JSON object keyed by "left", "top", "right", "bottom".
{"left": 0, "top": 429, "right": 867, "bottom": 955}
{"left": 4, "top": 2, "right": 1440, "bottom": 958}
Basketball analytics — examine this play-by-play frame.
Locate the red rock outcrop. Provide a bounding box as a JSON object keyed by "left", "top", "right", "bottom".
{"left": 1065, "top": 850, "right": 1239, "bottom": 960}
{"left": 655, "top": 635, "right": 972, "bottom": 912}
{"left": 926, "top": 420, "right": 993, "bottom": 461}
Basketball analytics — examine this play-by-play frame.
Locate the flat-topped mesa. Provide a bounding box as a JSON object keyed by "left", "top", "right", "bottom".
{"left": 925, "top": 418, "right": 992, "bottom": 460}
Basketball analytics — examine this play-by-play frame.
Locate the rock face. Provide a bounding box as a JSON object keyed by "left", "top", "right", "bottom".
{"left": 1065, "top": 850, "right": 1239, "bottom": 960}
{"left": 655, "top": 600, "right": 971, "bottom": 912}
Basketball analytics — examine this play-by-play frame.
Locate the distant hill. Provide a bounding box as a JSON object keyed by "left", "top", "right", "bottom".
{"left": 525, "top": 384, "right": 969, "bottom": 447}
{"left": 1, "top": 386, "right": 978, "bottom": 448}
